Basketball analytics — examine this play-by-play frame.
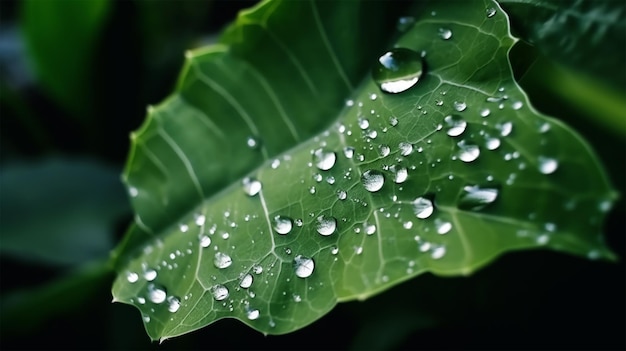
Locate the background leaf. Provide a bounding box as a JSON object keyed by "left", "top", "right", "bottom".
{"left": 112, "top": 0, "right": 616, "bottom": 341}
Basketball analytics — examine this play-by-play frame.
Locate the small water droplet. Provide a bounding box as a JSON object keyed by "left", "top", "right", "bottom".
{"left": 486, "top": 7, "right": 497, "bottom": 18}
{"left": 147, "top": 284, "right": 167, "bottom": 304}
{"left": 240, "top": 274, "right": 253, "bottom": 289}
{"left": 331, "top": 246, "right": 339, "bottom": 255}
{"left": 337, "top": 190, "right": 347, "bottom": 200}
{"left": 365, "top": 223, "right": 376, "bottom": 235}
{"left": 370, "top": 93, "right": 378, "bottom": 101}
{"left": 438, "top": 27, "right": 452, "bottom": 40}
{"left": 142, "top": 315, "right": 150, "bottom": 323}
{"left": 536, "top": 234, "right": 549, "bottom": 245}
{"left": 444, "top": 115, "right": 467, "bottom": 136}
{"left": 453, "top": 101, "right": 467, "bottom": 112}
{"left": 273, "top": 215, "right": 293, "bottom": 235}
{"left": 373, "top": 48, "right": 424, "bottom": 94}
{"left": 246, "top": 136, "right": 261, "bottom": 149}
{"left": 343, "top": 146, "right": 355, "bottom": 159}
{"left": 200, "top": 235, "right": 211, "bottom": 248}
{"left": 313, "top": 148, "right": 337, "bottom": 171}
{"left": 316, "top": 215, "right": 337, "bottom": 236}
{"left": 211, "top": 284, "right": 229, "bottom": 301}
{"left": 480, "top": 108, "right": 490, "bottom": 117}
{"left": 271, "top": 159, "right": 281, "bottom": 169}
{"left": 246, "top": 308, "right": 260, "bottom": 320}
{"left": 293, "top": 294, "right": 302, "bottom": 302}
{"left": 498, "top": 122, "right": 513, "bottom": 136}
{"left": 294, "top": 255, "right": 315, "bottom": 278}
{"left": 214, "top": 252, "right": 232, "bottom": 269}
{"left": 389, "top": 117, "right": 399, "bottom": 126}
{"left": 143, "top": 267, "right": 157, "bottom": 281}
{"left": 379, "top": 144, "right": 391, "bottom": 157}
{"left": 458, "top": 185, "right": 499, "bottom": 211}
{"left": 167, "top": 296, "right": 181, "bottom": 313}
{"left": 538, "top": 156, "right": 558, "bottom": 174}
{"left": 435, "top": 219, "right": 452, "bottom": 234}
{"left": 413, "top": 197, "right": 434, "bottom": 219}
{"left": 252, "top": 264, "right": 263, "bottom": 274}
{"left": 358, "top": 118, "right": 370, "bottom": 130}
{"left": 397, "top": 16, "right": 415, "bottom": 32}
{"left": 512, "top": 101, "right": 523, "bottom": 110}
{"left": 391, "top": 165, "right": 408, "bottom": 183}
{"left": 457, "top": 141, "right": 480, "bottom": 162}
{"left": 403, "top": 221, "right": 413, "bottom": 229}
{"left": 485, "top": 138, "right": 501, "bottom": 150}
{"left": 242, "top": 177, "right": 262, "bottom": 196}
{"left": 195, "top": 214, "right": 206, "bottom": 226}
{"left": 313, "top": 173, "right": 323, "bottom": 182}
{"left": 127, "top": 272, "right": 139, "bottom": 283}
{"left": 399, "top": 142, "right": 413, "bottom": 156}
{"left": 129, "top": 187, "right": 138, "bottom": 197}
{"left": 361, "top": 170, "right": 385, "bottom": 192}
{"left": 431, "top": 246, "right": 446, "bottom": 259}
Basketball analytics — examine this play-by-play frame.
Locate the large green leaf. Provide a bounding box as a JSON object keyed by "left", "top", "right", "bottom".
{"left": 498, "top": 0, "right": 626, "bottom": 92}
{"left": 112, "top": 0, "right": 616, "bottom": 340}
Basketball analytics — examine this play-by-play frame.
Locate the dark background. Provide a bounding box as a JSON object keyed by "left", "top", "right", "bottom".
{"left": 1, "top": 1, "right": 624, "bottom": 350}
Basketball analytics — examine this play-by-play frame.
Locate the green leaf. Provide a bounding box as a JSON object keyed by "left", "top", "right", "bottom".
{"left": 498, "top": 0, "right": 626, "bottom": 92}
{"left": 0, "top": 157, "right": 129, "bottom": 266}
{"left": 21, "top": 0, "right": 110, "bottom": 120}
{"left": 112, "top": 0, "right": 616, "bottom": 341}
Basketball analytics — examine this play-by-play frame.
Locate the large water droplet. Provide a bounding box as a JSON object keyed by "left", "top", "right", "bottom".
{"left": 200, "top": 235, "right": 211, "bottom": 248}
{"left": 391, "top": 165, "right": 408, "bottom": 183}
{"left": 273, "top": 215, "right": 293, "bottom": 235}
{"left": 457, "top": 141, "right": 480, "bottom": 162}
{"left": 399, "top": 142, "right": 413, "bottom": 156}
{"left": 413, "top": 197, "right": 434, "bottom": 219}
{"left": 343, "top": 146, "right": 355, "bottom": 159}
{"left": 373, "top": 48, "right": 424, "bottom": 94}
{"left": 379, "top": 144, "right": 391, "bottom": 157}
{"left": 211, "top": 284, "right": 229, "bottom": 301}
{"left": 214, "top": 252, "right": 232, "bottom": 269}
{"left": 147, "top": 284, "right": 167, "bottom": 304}
{"left": 453, "top": 101, "right": 467, "bottom": 112}
{"left": 143, "top": 267, "right": 157, "bottom": 281}
{"left": 316, "top": 215, "right": 337, "bottom": 236}
{"left": 294, "top": 255, "right": 315, "bottom": 278}
{"left": 361, "top": 170, "right": 385, "bottom": 192}
{"left": 313, "top": 148, "right": 336, "bottom": 171}
{"left": 538, "top": 156, "right": 558, "bottom": 174}
{"left": 438, "top": 27, "right": 452, "bottom": 40}
{"left": 246, "top": 308, "right": 260, "bottom": 320}
{"left": 444, "top": 115, "right": 467, "bottom": 136}
{"left": 458, "top": 185, "right": 499, "bottom": 211}
{"left": 240, "top": 274, "right": 253, "bottom": 289}
{"left": 242, "top": 177, "right": 262, "bottom": 196}
{"left": 167, "top": 296, "right": 181, "bottom": 313}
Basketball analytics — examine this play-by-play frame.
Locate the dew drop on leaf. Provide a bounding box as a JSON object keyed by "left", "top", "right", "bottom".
{"left": 143, "top": 267, "right": 157, "bottom": 281}
{"left": 498, "top": 121, "right": 513, "bottom": 137}
{"left": 431, "top": 246, "right": 446, "bottom": 259}
{"left": 538, "top": 156, "right": 558, "bottom": 174}
{"left": 391, "top": 165, "right": 408, "bottom": 184}
{"left": 444, "top": 115, "right": 467, "bottom": 136}
{"left": 126, "top": 272, "right": 139, "bottom": 283}
{"left": 399, "top": 142, "right": 413, "bottom": 156}
{"left": 200, "top": 235, "right": 211, "bottom": 248}
{"left": 486, "top": 7, "right": 497, "bottom": 18}
{"left": 211, "top": 284, "right": 229, "bottom": 301}
{"left": 458, "top": 185, "right": 499, "bottom": 211}
{"left": 147, "top": 284, "right": 167, "bottom": 304}
{"left": 294, "top": 255, "right": 315, "bottom": 278}
{"left": 167, "top": 296, "right": 181, "bottom": 313}
{"left": 246, "top": 308, "right": 260, "bottom": 320}
{"left": 242, "top": 177, "right": 262, "bottom": 196}
{"left": 316, "top": 215, "right": 337, "bottom": 236}
{"left": 240, "top": 274, "right": 253, "bottom": 289}
{"left": 485, "top": 137, "right": 501, "bottom": 150}
{"left": 379, "top": 144, "right": 391, "bottom": 157}
{"left": 361, "top": 169, "right": 385, "bottom": 192}
{"left": 214, "top": 252, "right": 232, "bottom": 269}
{"left": 343, "top": 146, "right": 355, "bottom": 159}
{"left": 413, "top": 197, "right": 434, "bottom": 219}
{"left": 372, "top": 48, "right": 424, "bottom": 94}
{"left": 337, "top": 190, "right": 347, "bottom": 200}
{"left": 438, "top": 27, "right": 452, "bottom": 40}
{"left": 358, "top": 117, "right": 370, "bottom": 130}
{"left": 453, "top": 101, "right": 467, "bottom": 112}
{"left": 313, "top": 148, "right": 337, "bottom": 171}
{"left": 246, "top": 136, "right": 261, "bottom": 149}
{"left": 457, "top": 141, "right": 480, "bottom": 162}
{"left": 273, "top": 215, "right": 293, "bottom": 235}
{"left": 435, "top": 219, "right": 452, "bottom": 234}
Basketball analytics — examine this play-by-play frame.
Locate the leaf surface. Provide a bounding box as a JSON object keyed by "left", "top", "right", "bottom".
{"left": 112, "top": 0, "right": 616, "bottom": 340}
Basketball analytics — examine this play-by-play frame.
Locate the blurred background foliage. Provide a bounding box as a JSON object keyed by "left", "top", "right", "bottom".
{"left": 0, "top": 0, "right": 623, "bottom": 349}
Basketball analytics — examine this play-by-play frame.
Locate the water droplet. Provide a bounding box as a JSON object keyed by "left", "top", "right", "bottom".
{"left": 242, "top": 177, "right": 262, "bottom": 196}
{"left": 313, "top": 173, "right": 323, "bottom": 182}
{"left": 294, "top": 255, "right": 315, "bottom": 278}
{"left": 485, "top": 138, "right": 501, "bottom": 150}
{"left": 211, "top": 284, "right": 229, "bottom": 301}
{"left": 214, "top": 252, "right": 232, "bottom": 269}
{"left": 431, "top": 246, "right": 446, "bottom": 259}
{"left": 397, "top": 16, "right": 415, "bottom": 32}
{"left": 458, "top": 185, "right": 499, "bottom": 211}
{"left": 246, "top": 308, "right": 260, "bottom": 320}
{"left": 512, "top": 101, "right": 523, "bottom": 110}
{"left": 453, "top": 101, "right": 467, "bottom": 112}
{"left": 313, "top": 148, "right": 336, "bottom": 171}
{"left": 355, "top": 246, "right": 364, "bottom": 255}
{"left": 379, "top": 144, "right": 391, "bottom": 157}
{"left": 240, "top": 274, "right": 253, "bottom": 289}
{"left": 361, "top": 170, "right": 385, "bottom": 192}
{"left": 195, "top": 214, "right": 206, "bottom": 226}
{"left": 343, "top": 146, "right": 355, "bottom": 159}
{"left": 200, "top": 235, "right": 211, "bottom": 248}
{"left": 498, "top": 122, "right": 513, "bottom": 136}
{"left": 389, "top": 117, "right": 399, "bottom": 126}
{"left": 271, "top": 159, "right": 281, "bottom": 169}
{"left": 143, "top": 267, "right": 157, "bottom": 281}
{"left": 538, "top": 156, "right": 558, "bottom": 174}
{"left": 438, "top": 27, "right": 452, "bottom": 40}
{"left": 127, "top": 272, "right": 139, "bottom": 283}
{"left": 246, "top": 136, "right": 261, "bottom": 149}
{"left": 399, "top": 142, "right": 413, "bottom": 156}
{"left": 486, "top": 7, "right": 497, "bottom": 18}
{"left": 167, "top": 296, "right": 181, "bottom": 313}
{"left": 435, "top": 219, "right": 452, "bottom": 234}
{"left": 129, "top": 187, "right": 138, "bottom": 197}
{"left": 444, "top": 115, "right": 467, "bottom": 136}
{"left": 413, "top": 197, "right": 434, "bottom": 219}
{"left": 370, "top": 93, "right": 378, "bottom": 101}
{"left": 403, "top": 221, "right": 413, "bottom": 229}
{"left": 142, "top": 315, "right": 150, "bottom": 323}
{"left": 293, "top": 294, "right": 302, "bottom": 302}
{"left": 358, "top": 118, "right": 370, "bottom": 130}
{"left": 373, "top": 48, "right": 424, "bottom": 94}
{"left": 365, "top": 223, "right": 376, "bottom": 235}
{"left": 147, "top": 284, "right": 167, "bottom": 304}
{"left": 337, "top": 190, "right": 347, "bottom": 200}
{"left": 367, "top": 129, "right": 378, "bottom": 139}
{"left": 331, "top": 246, "right": 339, "bottom": 255}
{"left": 457, "top": 141, "right": 480, "bottom": 162}
{"left": 273, "top": 215, "right": 293, "bottom": 235}
{"left": 316, "top": 215, "right": 337, "bottom": 236}
{"left": 480, "top": 108, "right": 490, "bottom": 117}
{"left": 536, "top": 234, "right": 549, "bottom": 245}
{"left": 391, "top": 165, "right": 408, "bottom": 183}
